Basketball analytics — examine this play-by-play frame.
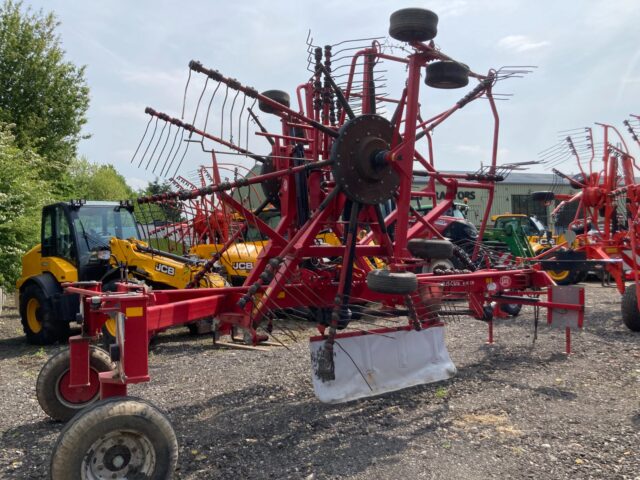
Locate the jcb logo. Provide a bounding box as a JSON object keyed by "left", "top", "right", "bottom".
{"left": 232, "top": 262, "right": 253, "bottom": 271}
{"left": 155, "top": 263, "right": 175, "bottom": 276}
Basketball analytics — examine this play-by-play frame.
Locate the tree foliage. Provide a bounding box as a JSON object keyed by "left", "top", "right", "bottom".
{"left": 0, "top": 0, "right": 89, "bottom": 190}
{"left": 66, "top": 158, "right": 134, "bottom": 201}
{"left": 0, "top": 124, "right": 50, "bottom": 289}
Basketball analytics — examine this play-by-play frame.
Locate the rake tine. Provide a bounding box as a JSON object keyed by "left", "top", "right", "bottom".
{"left": 145, "top": 120, "right": 167, "bottom": 170}
{"left": 137, "top": 117, "right": 159, "bottom": 168}
{"left": 131, "top": 115, "right": 153, "bottom": 164}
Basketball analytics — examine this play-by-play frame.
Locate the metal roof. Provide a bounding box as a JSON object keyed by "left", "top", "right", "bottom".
{"left": 413, "top": 171, "right": 570, "bottom": 185}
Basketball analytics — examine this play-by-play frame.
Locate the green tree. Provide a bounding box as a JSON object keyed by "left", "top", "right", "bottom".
{"left": 0, "top": 0, "right": 89, "bottom": 190}
{"left": 66, "top": 158, "right": 134, "bottom": 201}
{"left": 137, "top": 179, "right": 183, "bottom": 223}
{"left": 0, "top": 124, "right": 51, "bottom": 290}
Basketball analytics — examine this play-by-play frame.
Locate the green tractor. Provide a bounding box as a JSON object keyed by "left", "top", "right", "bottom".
{"left": 481, "top": 214, "right": 539, "bottom": 261}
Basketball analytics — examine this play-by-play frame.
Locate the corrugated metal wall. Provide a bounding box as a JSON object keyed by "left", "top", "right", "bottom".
{"left": 415, "top": 182, "right": 574, "bottom": 227}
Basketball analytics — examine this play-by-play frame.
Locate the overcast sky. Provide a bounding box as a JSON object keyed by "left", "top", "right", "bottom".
{"left": 25, "top": 0, "right": 640, "bottom": 190}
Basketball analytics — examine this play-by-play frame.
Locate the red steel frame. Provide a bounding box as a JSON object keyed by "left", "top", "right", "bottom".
{"left": 63, "top": 39, "right": 586, "bottom": 398}
{"left": 543, "top": 124, "right": 640, "bottom": 307}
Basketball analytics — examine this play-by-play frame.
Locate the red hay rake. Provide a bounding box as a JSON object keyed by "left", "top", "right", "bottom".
{"left": 42, "top": 9, "right": 586, "bottom": 478}
{"left": 533, "top": 119, "right": 640, "bottom": 331}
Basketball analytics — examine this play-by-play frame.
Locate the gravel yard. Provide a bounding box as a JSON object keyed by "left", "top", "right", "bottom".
{"left": 0, "top": 282, "right": 638, "bottom": 479}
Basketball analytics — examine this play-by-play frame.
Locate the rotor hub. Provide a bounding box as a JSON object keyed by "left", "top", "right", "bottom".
{"left": 330, "top": 114, "right": 398, "bottom": 205}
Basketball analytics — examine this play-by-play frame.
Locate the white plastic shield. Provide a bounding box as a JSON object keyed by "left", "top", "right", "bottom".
{"left": 309, "top": 325, "right": 456, "bottom": 403}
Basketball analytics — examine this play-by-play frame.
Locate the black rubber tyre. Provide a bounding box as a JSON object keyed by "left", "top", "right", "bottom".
{"left": 546, "top": 268, "right": 579, "bottom": 286}
{"left": 570, "top": 173, "right": 587, "bottom": 189}
{"left": 367, "top": 269, "right": 418, "bottom": 295}
{"left": 389, "top": 8, "right": 438, "bottom": 42}
{"left": 259, "top": 90, "right": 290, "bottom": 114}
{"left": 422, "top": 258, "right": 455, "bottom": 274}
{"left": 20, "top": 284, "right": 67, "bottom": 345}
{"left": 37, "top": 346, "right": 113, "bottom": 422}
{"left": 451, "top": 245, "right": 476, "bottom": 271}
{"left": 621, "top": 286, "right": 640, "bottom": 332}
{"left": 50, "top": 397, "right": 178, "bottom": 479}
{"left": 407, "top": 238, "right": 454, "bottom": 260}
{"left": 500, "top": 303, "right": 522, "bottom": 317}
{"left": 531, "top": 191, "right": 555, "bottom": 202}
{"left": 425, "top": 61, "right": 470, "bottom": 89}
{"left": 259, "top": 156, "right": 281, "bottom": 207}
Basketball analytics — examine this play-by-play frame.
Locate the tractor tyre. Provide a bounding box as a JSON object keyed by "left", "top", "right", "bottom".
{"left": 389, "top": 8, "right": 438, "bottom": 42}
{"left": 259, "top": 90, "right": 290, "bottom": 114}
{"left": 407, "top": 238, "right": 454, "bottom": 260}
{"left": 50, "top": 397, "right": 178, "bottom": 479}
{"left": 20, "top": 284, "right": 67, "bottom": 345}
{"left": 621, "top": 286, "right": 640, "bottom": 332}
{"left": 36, "top": 346, "right": 113, "bottom": 422}
{"left": 425, "top": 61, "right": 470, "bottom": 89}
{"left": 367, "top": 269, "right": 418, "bottom": 295}
{"left": 531, "top": 191, "right": 555, "bottom": 202}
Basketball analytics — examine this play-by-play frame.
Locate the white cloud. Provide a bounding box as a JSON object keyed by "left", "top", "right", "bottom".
{"left": 126, "top": 177, "right": 149, "bottom": 191}
{"left": 101, "top": 102, "right": 148, "bottom": 121}
{"left": 122, "top": 68, "right": 186, "bottom": 91}
{"left": 497, "top": 35, "right": 550, "bottom": 52}
{"left": 455, "top": 144, "right": 509, "bottom": 159}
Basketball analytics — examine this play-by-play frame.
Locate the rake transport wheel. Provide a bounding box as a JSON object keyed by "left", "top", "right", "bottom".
{"left": 389, "top": 8, "right": 438, "bottom": 42}
{"left": 50, "top": 397, "right": 178, "bottom": 480}
{"left": 531, "top": 191, "right": 555, "bottom": 202}
{"left": 20, "top": 284, "right": 66, "bottom": 345}
{"left": 366, "top": 269, "right": 418, "bottom": 295}
{"left": 37, "top": 346, "right": 113, "bottom": 422}
{"left": 258, "top": 89, "right": 290, "bottom": 114}
{"left": 621, "top": 286, "right": 640, "bottom": 331}
{"left": 500, "top": 303, "right": 523, "bottom": 317}
{"left": 425, "top": 61, "right": 470, "bottom": 89}
{"left": 408, "top": 238, "right": 454, "bottom": 260}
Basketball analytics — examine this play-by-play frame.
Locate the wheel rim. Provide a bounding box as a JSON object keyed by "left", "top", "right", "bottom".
{"left": 82, "top": 430, "right": 156, "bottom": 479}
{"left": 56, "top": 368, "right": 101, "bottom": 407}
{"left": 104, "top": 317, "right": 117, "bottom": 338}
{"left": 548, "top": 270, "right": 570, "bottom": 281}
{"left": 26, "top": 298, "right": 42, "bottom": 334}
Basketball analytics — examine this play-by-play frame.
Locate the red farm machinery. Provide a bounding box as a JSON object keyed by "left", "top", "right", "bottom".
{"left": 531, "top": 119, "right": 640, "bottom": 332}
{"left": 39, "top": 9, "right": 590, "bottom": 478}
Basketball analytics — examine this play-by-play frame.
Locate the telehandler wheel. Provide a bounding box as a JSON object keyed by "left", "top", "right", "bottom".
{"left": 50, "top": 397, "right": 178, "bottom": 480}
{"left": 259, "top": 90, "right": 290, "bottom": 114}
{"left": 100, "top": 280, "right": 120, "bottom": 348}
{"left": 367, "top": 269, "right": 418, "bottom": 294}
{"left": 20, "top": 284, "right": 67, "bottom": 345}
{"left": 389, "top": 8, "right": 438, "bottom": 42}
{"left": 547, "top": 269, "right": 579, "bottom": 285}
{"left": 37, "top": 346, "right": 113, "bottom": 422}
{"left": 407, "top": 238, "right": 454, "bottom": 260}
{"left": 621, "top": 286, "right": 640, "bottom": 332}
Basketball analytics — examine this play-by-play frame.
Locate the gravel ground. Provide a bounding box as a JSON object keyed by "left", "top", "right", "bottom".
{"left": 0, "top": 282, "right": 639, "bottom": 479}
